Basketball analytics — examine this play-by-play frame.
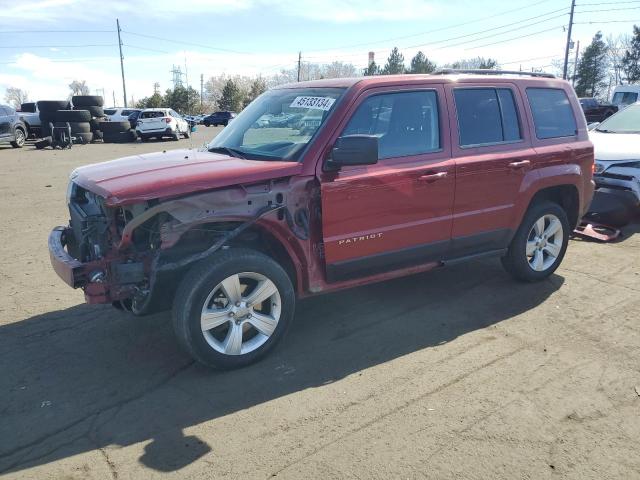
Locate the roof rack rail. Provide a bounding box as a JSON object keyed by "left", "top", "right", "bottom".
{"left": 432, "top": 69, "right": 555, "bottom": 79}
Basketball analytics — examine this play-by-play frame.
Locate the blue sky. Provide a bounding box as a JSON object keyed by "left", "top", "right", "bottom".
{"left": 0, "top": 0, "right": 637, "bottom": 105}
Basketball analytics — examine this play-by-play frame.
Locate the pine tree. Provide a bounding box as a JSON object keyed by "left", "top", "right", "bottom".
{"left": 364, "top": 61, "right": 380, "bottom": 76}
{"left": 382, "top": 47, "right": 405, "bottom": 75}
{"left": 409, "top": 51, "right": 436, "bottom": 74}
{"left": 574, "top": 32, "right": 609, "bottom": 98}
{"left": 622, "top": 25, "right": 640, "bottom": 83}
{"left": 219, "top": 79, "right": 244, "bottom": 111}
{"left": 244, "top": 77, "right": 267, "bottom": 107}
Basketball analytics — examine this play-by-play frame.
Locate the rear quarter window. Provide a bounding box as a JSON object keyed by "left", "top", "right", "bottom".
{"left": 526, "top": 88, "right": 577, "bottom": 139}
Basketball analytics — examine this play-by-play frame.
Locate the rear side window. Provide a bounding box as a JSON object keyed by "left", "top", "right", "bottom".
{"left": 141, "top": 111, "right": 165, "bottom": 119}
{"left": 454, "top": 88, "right": 522, "bottom": 147}
{"left": 526, "top": 88, "right": 577, "bottom": 139}
{"left": 341, "top": 90, "right": 440, "bottom": 159}
{"left": 104, "top": 109, "right": 117, "bottom": 115}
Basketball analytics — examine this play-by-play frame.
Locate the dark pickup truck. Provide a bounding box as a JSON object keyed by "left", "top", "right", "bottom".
{"left": 579, "top": 98, "right": 617, "bottom": 123}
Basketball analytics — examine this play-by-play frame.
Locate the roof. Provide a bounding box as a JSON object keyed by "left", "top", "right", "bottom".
{"left": 275, "top": 72, "right": 564, "bottom": 90}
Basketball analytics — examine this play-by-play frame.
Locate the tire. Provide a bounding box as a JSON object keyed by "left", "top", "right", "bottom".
{"left": 172, "top": 248, "right": 295, "bottom": 369}
{"left": 501, "top": 200, "right": 569, "bottom": 282}
{"left": 203, "top": 121, "right": 210, "bottom": 127}
{"left": 102, "top": 130, "right": 137, "bottom": 143}
{"left": 183, "top": 128, "right": 190, "bottom": 138}
{"left": 55, "top": 109, "right": 91, "bottom": 122}
{"left": 71, "top": 95, "right": 104, "bottom": 107}
{"left": 39, "top": 115, "right": 56, "bottom": 128}
{"left": 77, "top": 105, "right": 104, "bottom": 117}
{"left": 139, "top": 134, "right": 148, "bottom": 142}
{"left": 37, "top": 100, "right": 70, "bottom": 113}
{"left": 92, "top": 130, "right": 103, "bottom": 141}
{"left": 98, "top": 121, "right": 131, "bottom": 134}
{"left": 10, "top": 127, "right": 26, "bottom": 148}
{"left": 172, "top": 131, "right": 180, "bottom": 141}
{"left": 74, "top": 132, "right": 94, "bottom": 144}
{"left": 54, "top": 121, "right": 91, "bottom": 133}
{"left": 34, "top": 137, "right": 52, "bottom": 149}
{"left": 89, "top": 118, "right": 102, "bottom": 131}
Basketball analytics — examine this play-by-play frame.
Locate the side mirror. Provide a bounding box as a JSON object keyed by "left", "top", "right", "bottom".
{"left": 326, "top": 135, "right": 378, "bottom": 171}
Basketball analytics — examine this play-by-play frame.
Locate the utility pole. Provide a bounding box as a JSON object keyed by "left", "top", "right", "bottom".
{"left": 116, "top": 19, "right": 128, "bottom": 107}
{"left": 562, "top": 0, "right": 576, "bottom": 80}
{"left": 112, "top": 91, "right": 116, "bottom": 108}
{"left": 200, "top": 74, "right": 204, "bottom": 111}
{"left": 572, "top": 40, "right": 580, "bottom": 87}
{"left": 297, "top": 51, "right": 302, "bottom": 82}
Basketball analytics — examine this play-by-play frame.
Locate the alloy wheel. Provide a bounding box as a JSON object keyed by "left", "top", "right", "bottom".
{"left": 526, "top": 214, "right": 564, "bottom": 272}
{"left": 200, "top": 272, "right": 281, "bottom": 355}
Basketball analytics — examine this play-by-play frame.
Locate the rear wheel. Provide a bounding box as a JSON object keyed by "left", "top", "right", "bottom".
{"left": 501, "top": 201, "right": 569, "bottom": 282}
{"left": 11, "top": 128, "right": 26, "bottom": 148}
{"left": 173, "top": 248, "right": 295, "bottom": 369}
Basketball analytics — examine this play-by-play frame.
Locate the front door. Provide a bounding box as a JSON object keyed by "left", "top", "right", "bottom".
{"left": 0, "top": 106, "right": 10, "bottom": 138}
{"left": 319, "top": 86, "right": 454, "bottom": 281}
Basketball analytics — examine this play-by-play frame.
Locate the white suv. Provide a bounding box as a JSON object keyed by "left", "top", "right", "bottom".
{"left": 103, "top": 108, "right": 141, "bottom": 122}
{"left": 136, "top": 108, "right": 190, "bottom": 141}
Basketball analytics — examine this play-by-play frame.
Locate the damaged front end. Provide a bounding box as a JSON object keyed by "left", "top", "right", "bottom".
{"left": 49, "top": 177, "right": 313, "bottom": 308}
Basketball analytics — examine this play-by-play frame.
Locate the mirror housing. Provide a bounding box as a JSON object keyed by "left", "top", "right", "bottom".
{"left": 326, "top": 135, "right": 378, "bottom": 171}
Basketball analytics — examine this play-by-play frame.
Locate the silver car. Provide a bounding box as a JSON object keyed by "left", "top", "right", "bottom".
{"left": 589, "top": 103, "right": 640, "bottom": 207}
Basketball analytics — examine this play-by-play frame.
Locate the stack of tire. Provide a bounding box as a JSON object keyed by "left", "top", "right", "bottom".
{"left": 72, "top": 95, "right": 105, "bottom": 143}
{"left": 37, "top": 100, "right": 70, "bottom": 136}
{"left": 98, "top": 119, "right": 137, "bottom": 144}
{"left": 53, "top": 109, "right": 93, "bottom": 144}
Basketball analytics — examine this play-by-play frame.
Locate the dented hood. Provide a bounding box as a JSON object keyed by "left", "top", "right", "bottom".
{"left": 71, "top": 149, "right": 302, "bottom": 206}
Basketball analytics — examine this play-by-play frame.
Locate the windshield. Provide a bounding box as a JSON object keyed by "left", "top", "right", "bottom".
{"left": 612, "top": 91, "right": 638, "bottom": 107}
{"left": 208, "top": 87, "right": 345, "bottom": 161}
{"left": 596, "top": 104, "right": 640, "bottom": 133}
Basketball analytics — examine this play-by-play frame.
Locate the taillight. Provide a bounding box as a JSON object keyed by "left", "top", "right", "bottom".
{"left": 164, "top": 117, "right": 172, "bottom": 123}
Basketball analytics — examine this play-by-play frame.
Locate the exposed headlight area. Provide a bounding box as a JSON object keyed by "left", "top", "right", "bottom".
{"left": 594, "top": 162, "right": 606, "bottom": 175}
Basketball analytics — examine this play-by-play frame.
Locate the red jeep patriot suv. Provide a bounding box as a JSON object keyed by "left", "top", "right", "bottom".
{"left": 49, "top": 70, "right": 594, "bottom": 369}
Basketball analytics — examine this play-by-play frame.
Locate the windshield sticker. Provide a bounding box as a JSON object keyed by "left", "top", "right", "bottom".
{"left": 290, "top": 96, "right": 336, "bottom": 111}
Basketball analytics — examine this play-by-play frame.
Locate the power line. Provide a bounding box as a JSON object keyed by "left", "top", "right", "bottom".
{"left": 467, "top": 25, "right": 565, "bottom": 50}
{"left": 304, "top": 0, "right": 555, "bottom": 53}
{"left": 575, "top": 0, "right": 640, "bottom": 5}
{"left": 0, "top": 29, "right": 114, "bottom": 34}
{"left": 0, "top": 44, "right": 116, "bottom": 48}
{"left": 123, "top": 44, "right": 169, "bottom": 54}
{"left": 575, "top": 19, "right": 640, "bottom": 23}
{"left": 574, "top": 6, "right": 640, "bottom": 12}
{"left": 120, "top": 30, "right": 251, "bottom": 54}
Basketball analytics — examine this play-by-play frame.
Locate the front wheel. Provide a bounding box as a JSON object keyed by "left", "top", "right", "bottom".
{"left": 173, "top": 248, "right": 295, "bottom": 369}
{"left": 11, "top": 128, "right": 26, "bottom": 148}
{"left": 501, "top": 201, "right": 569, "bottom": 282}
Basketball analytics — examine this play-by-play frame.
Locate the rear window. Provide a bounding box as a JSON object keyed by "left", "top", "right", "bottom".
{"left": 121, "top": 109, "right": 137, "bottom": 116}
{"left": 104, "top": 109, "right": 117, "bottom": 115}
{"left": 140, "top": 111, "right": 165, "bottom": 119}
{"left": 454, "top": 88, "right": 522, "bottom": 147}
{"left": 526, "top": 88, "right": 577, "bottom": 139}
{"left": 612, "top": 91, "right": 638, "bottom": 106}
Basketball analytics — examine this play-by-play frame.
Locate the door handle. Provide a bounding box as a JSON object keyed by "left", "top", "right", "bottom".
{"left": 418, "top": 172, "right": 448, "bottom": 183}
{"left": 508, "top": 160, "right": 531, "bottom": 169}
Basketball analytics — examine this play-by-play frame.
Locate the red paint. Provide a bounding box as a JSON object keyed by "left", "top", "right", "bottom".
{"left": 51, "top": 73, "right": 594, "bottom": 303}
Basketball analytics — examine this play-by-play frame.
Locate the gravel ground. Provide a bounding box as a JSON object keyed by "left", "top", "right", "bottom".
{"left": 1, "top": 130, "right": 639, "bottom": 479}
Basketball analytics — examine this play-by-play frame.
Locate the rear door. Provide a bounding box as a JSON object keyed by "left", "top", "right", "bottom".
{"left": 445, "top": 83, "right": 535, "bottom": 257}
{"left": 0, "top": 106, "right": 10, "bottom": 138}
{"left": 319, "top": 85, "right": 455, "bottom": 281}
{"left": 138, "top": 110, "right": 167, "bottom": 131}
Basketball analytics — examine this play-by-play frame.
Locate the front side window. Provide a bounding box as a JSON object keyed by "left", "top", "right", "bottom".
{"left": 454, "top": 88, "right": 522, "bottom": 147}
{"left": 209, "top": 87, "right": 345, "bottom": 161}
{"left": 341, "top": 90, "right": 440, "bottom": 159}
{"left": 526, "top": 88, "right": 577, "bottom": 139}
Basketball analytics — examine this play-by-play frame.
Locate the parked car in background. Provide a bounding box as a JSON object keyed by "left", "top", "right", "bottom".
{"left": 611, "top": 85, "right": 640, "bottom": 108}
{"left": 589, "top": 103, "right": 640, "bottom": 211}
{"left": 202, "top": 111, "right": 236, "bottom": 126}
{"left": 104, "top": 107, "right": 141, "bottom": 122}
{"left": 0, "top": 104, "right": 28, "bottom": 148}
{"left": 49, "top": 71, "right": 594, "bottom": 369}
{"left": 579, "top": 98, "right": 617, "bottom": 123}
{"left": 17, "top": 102, "right": 41, "bottom": 137}
{"left": 135, "top": 108, "right": 190, "bottom": 141}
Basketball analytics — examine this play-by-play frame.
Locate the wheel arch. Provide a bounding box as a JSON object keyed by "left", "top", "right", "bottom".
{"left": 525, "top": 184, "right": 580, "bottom": 229}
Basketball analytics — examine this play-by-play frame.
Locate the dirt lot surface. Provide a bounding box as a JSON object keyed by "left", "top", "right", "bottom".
{"left": 1, "top": 130, "right": 639, "bottom": 479}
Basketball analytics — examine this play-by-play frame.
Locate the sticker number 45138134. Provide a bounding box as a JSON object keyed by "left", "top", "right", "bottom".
{"left": 290, "top": 96, "right": 336, "bottom": 111}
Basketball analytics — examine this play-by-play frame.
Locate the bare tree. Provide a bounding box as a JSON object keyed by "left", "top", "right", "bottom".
{"left": 607, "top": 33, "right": 632, "bottom": 85}
{"left": 68, "top": 80, "right": 89, "bottom": 96}
{"left": 4, "top": 87, "right": 29, "bottom": 109}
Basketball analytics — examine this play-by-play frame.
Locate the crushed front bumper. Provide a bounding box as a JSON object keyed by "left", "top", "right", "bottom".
{"left": 48, "top": 226, "right": 128, "bottom": 304}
